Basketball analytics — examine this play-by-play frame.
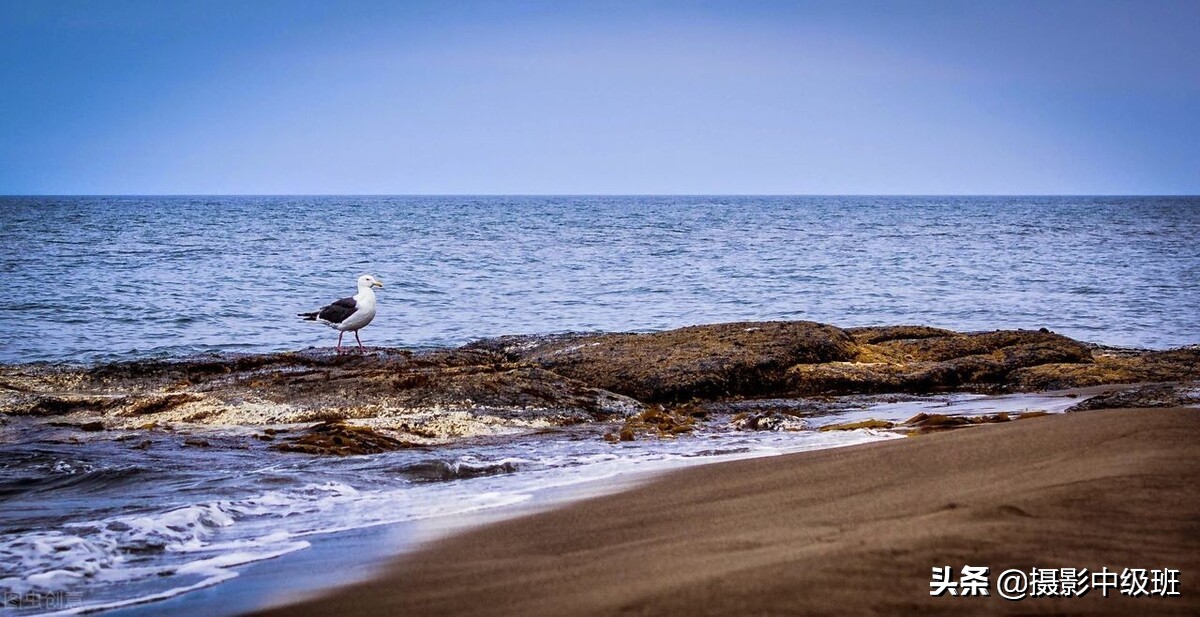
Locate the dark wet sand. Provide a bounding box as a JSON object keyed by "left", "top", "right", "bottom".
{"left": 257, "top": 407, "right": 1199, "bottom": 616}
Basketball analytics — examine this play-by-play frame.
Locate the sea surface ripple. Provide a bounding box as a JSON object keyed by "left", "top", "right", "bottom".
{"left": 1, "top": 195, "right": 1197, "bottom": 363}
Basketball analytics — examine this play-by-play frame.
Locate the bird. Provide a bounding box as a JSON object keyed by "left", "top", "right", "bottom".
{"left": 299, "top": 274, "right": 384, "bottom": 353}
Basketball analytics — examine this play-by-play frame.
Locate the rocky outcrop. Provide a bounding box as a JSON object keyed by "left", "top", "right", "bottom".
{"left": 469, "top": 323, "right": 1183, "bottom": 401}
{"left": 0, "top": 348, "right": 643, "bottom": 441}
{"left": 1011, "top": 347, "right": 1200, "bottom": 390}
{"left": 272, "top": 421, "right": 416, "bottom": 455}
{"left": 786, "top": 328, "right": 1095, "bottom": 395}
{"left": 1064, "top": 383, "right": 1200, "bottom": 412}
{"left": 469, "top": 321, "right": 856, "bottom": 403}
{"left": 2, "top": 322, "right": 1196, "bottom": 450}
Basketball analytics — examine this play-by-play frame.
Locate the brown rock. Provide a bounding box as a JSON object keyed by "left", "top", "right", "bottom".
{"left": 3, "top": 323, "right": 1197, "bottom": 442}
{"left": 818, "top": 419, "right": 894, "bottom": 432}
{"left": 503, "top": 321, "right": 856, "bottom": 403}
{"left": 272, "top": 421, "right": 415, "bottom": 456}
{"left": 788, "top": 329, "right": 1093, "bottom": 395}
{"left": 901, "top": 411, "right": 1018, "bottom": 434}
{"left": 0, "top": 347, "right": 641, "bottom": 435}
{"left": 1065, "top": 383, "right": 1200, "bottom": 412}
{"left": 846, "top": 325, "right": 957, "bottom": 345}
{"left": 47, "top": 420, "right": 106, "bottom": 431}
{"left": 731, "top": 412, "right": 804, "bottom": 431}
{"left": 873, "top": 329, "right": 1089, "bottom": 363}
{"left": 1012, "top": 347, "right": 1200, "bottom": 390}
{"left": 121, "top": 393, "right": 203, "bottom": 416}
{"left": 616, "top": 406, "right": 696, "bottom": 438}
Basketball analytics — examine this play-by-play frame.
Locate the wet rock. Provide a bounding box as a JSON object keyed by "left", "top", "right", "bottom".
{"left": 870, "top": 329, "right": 1088, "bottom": 363}
{"left": 47, "top": 420, "right": 106, "bottom": 431}
{"left": 905, "top": 413, "right": 991, "bottom": 428}
{"left": 10, "top": 394, "right": 122, "bottom": 416}
{"left": 698, "top": 397, "right": 844, "bottom": 418}
{"left": 272, "top": 421, "right": 415, "bottom": 456}
{"left": 730, "top": 412, "right": 805, "bottom": 431}
{"left": 0, "top": 348, "right": 642, "bottom": 439}
{"left": 460, "top": 333, "right": 595, "bottom": 359}
{"left": 121, "top": 393, "right": 204, "bottom": 416}
{"left": 818, "top": 419, "right": 895, "bottom": 432}
{"left": 2, "top": 322, "right": 1197, "bottom": 449}
{"left": 787, "top": 330, "right": 1093, "bottom": 395}
{"left": 397, "top": 459, "right": 522, "bottom": 483}
{"left": 1011, "top": 348, "right": 1200, "bottom": 390}
{"left": 488, "top": 321, "right": 856, "bottom": 403}
{"left": 382, "top": 366, "right": 639, "bottom": 419}
{"left": 476, "top": 325, "right": 1125, "bottom": 401}
{"left": 846, "top": 325, "right": 958, "bottom": 345}
{"left": 84, "top": 348, "right": 420, "bottom": 388}
{"left": 698, "top": 394, "right": 931, "bottom": 421}
{"left": 614, "top": 407, "right": 696, "bottom": 440}
{"left": 1065, "top": 383, "right": 1200, "bottom": 412}
{"left": 902, "top": 412, "right": 1023, "bottom": 434}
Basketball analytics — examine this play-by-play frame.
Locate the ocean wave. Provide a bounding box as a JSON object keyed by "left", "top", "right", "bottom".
{"left": 0, "top": 460, "right": 147, "bottom": 500}
{"left": 396, "top": 456, "right": 527, "bottom": 483}
{"left": 0, "top": 482, "right": 355, "bottom": 597}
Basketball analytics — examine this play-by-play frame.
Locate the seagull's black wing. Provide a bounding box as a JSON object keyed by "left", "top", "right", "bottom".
{"left": 317, "top": 297, "right": 358, "bottom": 324}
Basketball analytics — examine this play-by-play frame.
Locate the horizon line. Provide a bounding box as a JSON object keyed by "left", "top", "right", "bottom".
{"left": 3, "top": 193, "right": 1199, "bottom": 198}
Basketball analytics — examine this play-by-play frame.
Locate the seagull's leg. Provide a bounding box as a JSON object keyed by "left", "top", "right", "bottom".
{"left": 337, "top": 331, "right": 344, "bottom": 354}
{"left": 355, "top": 330, "right": 365, "bottom": 353}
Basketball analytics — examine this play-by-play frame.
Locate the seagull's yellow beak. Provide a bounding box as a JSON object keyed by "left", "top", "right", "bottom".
{"left": 372, "top": 279, "right": 384, "bottom": 288}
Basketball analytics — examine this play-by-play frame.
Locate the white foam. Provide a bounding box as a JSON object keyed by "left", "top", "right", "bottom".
{"left": 174, "top": 543, "right": 309, "bottom": 574}
{"left": 39, "top": 570, "right": 238, "bottom": 616}
{"left": 0, "top": 482, "right": 361, "bottom": 600}
{"left": 51, "top": 461, "right": 96, "bottom": 475}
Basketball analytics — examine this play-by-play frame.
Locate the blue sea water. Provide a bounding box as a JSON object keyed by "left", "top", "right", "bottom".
{"left": 2, "top": 195, "right": 1197, "bottom": 615}
{"left": 1, "top": 195, "right": 1197, "bottom": 364}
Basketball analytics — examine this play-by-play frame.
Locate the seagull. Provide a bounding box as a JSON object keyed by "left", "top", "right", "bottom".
{"left": 299, "top": 274, "right": 384, "bottom": 353}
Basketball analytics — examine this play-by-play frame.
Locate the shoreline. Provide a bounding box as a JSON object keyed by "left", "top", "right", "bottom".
{"left": 12, "top": 413, "right": 897, "bottom": 616}
{"left": 257, "top": 407, "right": 1199, "bottom": 616}
{"left": 4, "top": 321, "right": 1198, "bottom": 451}
{"left": 107, "top": 466, "right": 660, "bottom": 617}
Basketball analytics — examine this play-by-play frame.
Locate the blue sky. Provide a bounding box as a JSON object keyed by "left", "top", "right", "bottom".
{"left": 1, "top": 0, "right": 1197, "bottom": 195}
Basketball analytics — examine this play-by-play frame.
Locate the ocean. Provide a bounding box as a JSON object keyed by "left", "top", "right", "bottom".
{"left": 1, "top": 195, "right": 1198, "bottom": 614}
{"left": 1, "top": 195, "right": 1198, "bottom": 364}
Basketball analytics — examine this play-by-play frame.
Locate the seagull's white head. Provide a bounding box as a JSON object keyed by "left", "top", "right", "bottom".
{"left": 357, "top": 274, "right": 384, "bottom": 289}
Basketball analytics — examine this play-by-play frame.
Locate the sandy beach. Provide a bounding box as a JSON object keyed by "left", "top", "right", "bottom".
{"left": 259, "top": 406, "right": 1198, "bottom": 616}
